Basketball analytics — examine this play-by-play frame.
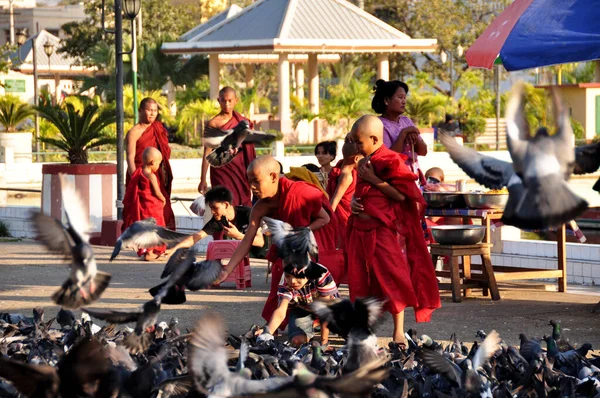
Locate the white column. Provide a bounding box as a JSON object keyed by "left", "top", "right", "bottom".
{"left": 295, "top": 64, "right": 305, "bottom": 102}
{"left": 278, "top": 53, "right": 291, "bottom": 133}
{"left": 377, "top": 53, "right": 389, "bottom": 81}
{"left": 209, "top": 54, "right": 220, "bottom": 100}
{"left": 308, "top": 54, "right": 319, "bottom": 114}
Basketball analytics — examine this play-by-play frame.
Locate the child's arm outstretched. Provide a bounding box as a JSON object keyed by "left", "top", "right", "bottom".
{"left": 358, "top": 160, "right": 405, "bottom": 202}
{"left": 330, "top": 171, "right": 354, "bottom": 212}
{"left": 257, "top": 298, "right": 290, "bottom": 337}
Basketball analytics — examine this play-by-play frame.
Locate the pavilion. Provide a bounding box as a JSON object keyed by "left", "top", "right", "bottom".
{"left": 162, "top": 0, "right": 437, "bottom": 134}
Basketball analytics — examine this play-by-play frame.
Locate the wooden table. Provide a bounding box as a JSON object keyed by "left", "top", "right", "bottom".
{"left": 425, "top": 208, "right": 584, "bottom": 293}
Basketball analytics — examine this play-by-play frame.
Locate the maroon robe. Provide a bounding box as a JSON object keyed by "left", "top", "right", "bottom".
{"left": 347, "top": 145, "right": 440, "bottom": 322}
{"left": 127, "top": 121, "right": 175, "bottom": 230}
{"left": 209, "top": 111, "right": 256, "bottom": 207}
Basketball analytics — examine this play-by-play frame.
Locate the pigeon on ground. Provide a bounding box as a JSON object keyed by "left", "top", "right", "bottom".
{"left": 439, "top": 82, "right": 588, "bottom": 229}
{"left": 262, "top": 217, "right": 318, "bottom": 272}
{"left": 204, "top": 120, "right": 277, "bottom": 167}
{"left": 110, "top": 218, "right": 189, "bottom": 261}
{"left": 573, "top": 140, "right": 600, "bottom": 192}
{"left": 83, "top": 299, "right": 161, "bottom": 354}
{"left": 148, "top": 248, "right": 222, "bottom": 304}
{"left": 30, "top": 174, "right": 111, "bottom": 309}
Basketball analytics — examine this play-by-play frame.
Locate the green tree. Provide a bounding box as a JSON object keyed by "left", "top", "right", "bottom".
{"left": 364, "top": 0, "right": 510, "bottom": 97}
{"left": 177, "top": 99, "right": 220, "bottom": 145}
{"left": 36, "top": 100, "right": 116, "bottom": 164}
{"left": 0, "top": 95, "right": 35, "bottom": 132}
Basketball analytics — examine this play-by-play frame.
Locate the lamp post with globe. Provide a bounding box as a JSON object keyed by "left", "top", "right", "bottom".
{"left": 440, "top": 45, "right": 464, "bottom": 99}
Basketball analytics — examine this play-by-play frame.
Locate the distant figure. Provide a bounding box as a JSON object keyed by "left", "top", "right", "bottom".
{"left": 122, "top": 147, "right": 168, "bottom": 261}
{"left": 198, "top": 87, "right": 256, "bottom": 207}
{"left": 314, "top": 141, "right": 337, "bottom": 188}
{"left": 438, "top": 114, "right": 462, "bottom": 138}
{"left": 125, "top": 97, "right": 175, "bottom": 230}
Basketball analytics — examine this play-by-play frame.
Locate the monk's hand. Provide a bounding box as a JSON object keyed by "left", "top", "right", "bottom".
{"left": 358, "top": 160, "right": 378, "bottom": 184}
{"left": 223, "top": 224, "right": 243, "bottom": 240}
{"left": 350, "top": 197, "right": 364, "bottom": 214}
{"left": 198, "top": 180, "right": 208, "bottom": 195}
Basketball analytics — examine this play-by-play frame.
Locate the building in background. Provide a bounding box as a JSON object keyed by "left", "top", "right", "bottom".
{"left": 0, "top": 2, "right": 85, "bottom": 45}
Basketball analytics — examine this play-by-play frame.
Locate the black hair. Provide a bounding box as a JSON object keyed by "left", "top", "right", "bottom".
{"left": 283, "top": 261, "right": 321, "bottom": 280}
{"left": 314, "top": 141, "right": 337, "bottom": 157}
{"left": 302, "top": 163, "right": 321, "bottom": 173}
{"left": 277, "top": 161, "right": 284, "bottom": 174}
{"left": 204, "top": 185, "right": 233, "bottom": 204}
{"left": 139, "top": 97, "right": 158, "bottom": 111}
{"left": 371, "top": 79, "right": 410, "bottom": 114}
{"left": 445, "top": 114, "right": 454, "bottom": 123}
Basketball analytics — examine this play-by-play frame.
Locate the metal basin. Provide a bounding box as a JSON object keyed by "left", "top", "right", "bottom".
{"left": 463, "top": 193, "right": 509, "bottom": 210}
{"left": 430, "top": 225, "right": 486, "bottom": 245}
{"left": 423, "top": 192, "right": 465, "bottom": 209}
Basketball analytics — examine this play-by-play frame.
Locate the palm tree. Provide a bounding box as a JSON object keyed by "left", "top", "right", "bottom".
{"left": 236, "top": 87, "right": 271, "bottom": 119}
{"left": 405, "top": 96, "right": 443, "bottom": 127}
{"left": 177, "top": 99, "right": 219, "bottom": 144}
{"left": 36, "top": 100, "right": 116, "bottom": 164}
{"left": 0, "top": 95, "right": 35, "bottom": 132}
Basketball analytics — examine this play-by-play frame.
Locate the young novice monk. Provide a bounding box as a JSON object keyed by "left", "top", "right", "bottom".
{"left": 255, "top": 261, "right": 338, "bottom": 347}
{"left": 122, "top": 146, "right": 168, "bottom": 261}
{"left": 348, "top": 115, "right": 440, "bottom": 344}
{"left": 216, "top": 155, "right": 340, "bottom": 326}
{"left": 165, "top": 186, "right": 264, "bottom": 256}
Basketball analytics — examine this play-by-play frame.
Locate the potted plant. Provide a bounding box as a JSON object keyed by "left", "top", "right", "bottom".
{"left": 0, "top": 94, "right": 35, "bottom": 163}
{"left": 36, "top": 97, "right": 117, "bottom": 237}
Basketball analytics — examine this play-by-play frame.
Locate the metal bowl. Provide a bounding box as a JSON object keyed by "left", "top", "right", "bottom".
{"left": 463, "top": 193, "right": 509, "bottom": 210}
{"left": 430, "top": 225, "right": 487, "bottom": 245}
{"left": 423, "top": 192, "right": 465, "bottom": 209}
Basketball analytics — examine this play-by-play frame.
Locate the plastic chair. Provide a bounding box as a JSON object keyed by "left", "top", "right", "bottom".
{"left": 207, "top": 240, "right": 251, "bottom": 289}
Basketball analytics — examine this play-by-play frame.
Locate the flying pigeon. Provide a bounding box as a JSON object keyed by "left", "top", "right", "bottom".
{"left": 110, "top": 218, "right": 189, "bottom": 261}
{"left": 261, "top": 217, "right": 319, "bottom": 273}
{"left": 204, "top": 120, "right": 276, "bottom": 167}
{"left": 439, "top": 82, "right": 588, "bottom": 229}
{"left": 148, "top": 248, "right": 222, "bottom": 304}
{"left": 30, "top": 174, "right": 111, "bottom": 309}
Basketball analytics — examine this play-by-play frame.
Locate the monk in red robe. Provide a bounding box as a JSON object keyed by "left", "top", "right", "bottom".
{"left": 122, "top": 147, "right": 168, "bottom": 260}
{"left": 125, "top": 97, "right": 175, "bottom": 230}
{"left": 348, "top": 115, "right": 441, "bottom": 344}
{"left": 198, "top": 87, "right": 256, "bottom": 207}
{"left": 215, "top": 155, "right": 341, "bottom": 325}
{"left": 325, "top": 134, "right": 359, "bottom": 283}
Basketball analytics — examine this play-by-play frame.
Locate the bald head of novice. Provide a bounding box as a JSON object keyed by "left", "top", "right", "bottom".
{"left": 142, "top": 146, "right": 162, "bottom": 169}
{"left": 247, "top": 155, "right": 281, "bottom": 199}
{"left": 350, "top": 115, "right": 384, "bottom": 156}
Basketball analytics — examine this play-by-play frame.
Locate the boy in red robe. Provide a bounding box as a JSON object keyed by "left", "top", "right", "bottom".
{"left": 122, "top": 147, "right": 168, "bottom": 261}
{"left": 215, "top": 155, "right": 341, "bottom": 325}
{"left": 198, "top": 87, "right": 256, "bottom": 207}
{"left": 125, "top": 98, "right": 175, "bottom": 230}
{"left": 348, "top": 115, "right": 441, "bottom": 344}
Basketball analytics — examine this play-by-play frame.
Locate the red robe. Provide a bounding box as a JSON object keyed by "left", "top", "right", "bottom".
{"left": 326, "top": 160, "right": 356, "bottom": 250}
{"left": 262, "top": 177, "right": 341, "bottom": 323}
{"left": 347, "top": 145, "right": 440, "bottom": 322}
{"left": 127, "top": 121, "right": 175, "bottom": 230}
{"left": 122, "top": 168, "right": 166, "bottom": 255}
{"left": 209, "top": 111, "right": 256, "bottom": 207}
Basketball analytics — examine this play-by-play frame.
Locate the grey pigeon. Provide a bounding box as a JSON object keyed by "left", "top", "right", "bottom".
{"left": 439, "top": 83, "right": 588, "bottom": 229}
{"left": 83, "top": 299, "right": 161, "bottom": 354}
{"left": 30, "top": 174, "right": 111, "bottom": 309}
{"left": 110, "top": 218, "right": 189, "bottom": 261}
{"left": 148, "top": 248, "right": 222, "bottom": 304}
{"left": 262, "top": 217, "right": 318, "bottom": 272}
{"left": 204, "top": 120, "right": 276, "bottom": 167}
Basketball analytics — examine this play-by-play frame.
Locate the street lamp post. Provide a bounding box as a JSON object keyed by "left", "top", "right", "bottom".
{"left": 16, "top": 27, "right": 40, "bottom": 161}
{"left": 101, "top": 0, "right": 141, "bottom": 220}
{"left": 440, "top": 45, "right": 464, "bottom": 99}
{"left": 43, "top": 39, "right": 55, "bottom": 106}
{"left": 123, "top": 0, "right": 141, "bottom": 124}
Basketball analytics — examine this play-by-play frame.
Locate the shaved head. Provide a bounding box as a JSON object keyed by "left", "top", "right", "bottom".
{"left": 247, "top": 155, "right": 281, "bottom": 199}
{"left": 142, "top": 146, "right": 162, "bottom": 165}
{"left": 219, "top": 86, "right": 237, "bottom": 98}
{"left": 351, "top": 115, "right": 384, "bottom": 140}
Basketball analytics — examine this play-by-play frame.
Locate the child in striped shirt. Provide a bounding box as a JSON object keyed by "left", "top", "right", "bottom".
{"left": 256, "top": 262, "right": 338, "bottom": 347}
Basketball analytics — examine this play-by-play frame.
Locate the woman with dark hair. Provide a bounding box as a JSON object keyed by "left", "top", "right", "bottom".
{"left": 372, "top": 79, "right": 427, "bottom": 186}
{"left": 124, "top": 97, "right": 175, "bottom": 237}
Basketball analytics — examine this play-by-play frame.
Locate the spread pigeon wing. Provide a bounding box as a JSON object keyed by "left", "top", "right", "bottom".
{"left": 472, "top": 330, "right": 501, "bottom": 371}
{"left": 0, "top": 356, "right": 59, "bottom": 397}
{"left": 505, "top": 82, "right": 531, "bottom": 175}
{"left": 240, "top": 129, "right": 278, "bottom": 144}
{"left": 128, "top": 222, "right": 189, "bottom": 248}
{"left": 161, "top": 248, "right": 193, "bottom": 279}
{"left": 439, "top": 132, "right": 514, "bottom": 189}
{"left": 549, "top": 86, "right": 575, "bottom": 170}
{"left": 59, "top": 173, "right": 91, "bottom": 242}
{"left": 30, "top": 212, "right": 72, "bottom": 257}
{"left": 186, "top": 260, "right": 223, "bottom": 290}
{"left": 262, "top": 217, "right": 294, "bottom": 246}
{"left": 83, "top": 308, "right": 141, "bottom": 324}
{"left": 419, "top": 349, "right": 463, "bottom": 388}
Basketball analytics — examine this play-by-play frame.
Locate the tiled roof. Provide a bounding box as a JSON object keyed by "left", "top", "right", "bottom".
{"left": 179, "top": 5, "right": 243, "bottom": 42}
